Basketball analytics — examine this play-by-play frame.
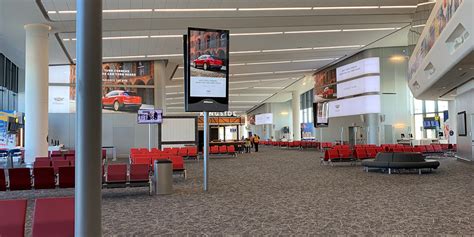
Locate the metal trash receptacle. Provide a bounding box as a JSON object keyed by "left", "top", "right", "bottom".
{"left": 153, "top": 159, "right": 173, "bottom": 195}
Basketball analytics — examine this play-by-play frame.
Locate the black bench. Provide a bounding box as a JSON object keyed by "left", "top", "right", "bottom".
{"left": 361, "top": 152, "right": 440, "bottom": 174}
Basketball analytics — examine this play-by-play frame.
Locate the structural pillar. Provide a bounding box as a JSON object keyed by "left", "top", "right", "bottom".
{"left": 75, "top": 0, "right": 102, "bottom": 236}
{"left": 291, "top": 91, "right": 301, "bottom": 140}
{"left": 365, "top": 113, "right": 380, "bottom": 145}
{"left": 154, "top": 60, "right": 167, "bottom": 114}
{"left": 24, "top": 24, "right": 50, "bottom": 165}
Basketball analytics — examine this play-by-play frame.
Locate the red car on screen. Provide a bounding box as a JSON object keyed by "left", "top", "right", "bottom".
{"left": 192, "top": 55, "right": 224, "bottom": 71}
{"left": 102, "top": 90, "right": 142, "bottom": 111}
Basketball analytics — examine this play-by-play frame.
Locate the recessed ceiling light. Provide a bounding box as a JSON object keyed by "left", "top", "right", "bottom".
{"left": 232, "top": 72, "right": 274, "bottom": 76}
{"left": 238, "top": 7, "right": 312, "bottom": 11}
{"left": 147, "top": 54, "right": 182, "bottom": 58}
{"left": 285, "top": 29, "right": 342, "bottom": 34}
{"left": 103, "top": 36, "right": 149, "bottom": 40}
{"left": 150, "top": 35, "right": 182, "bottom": 38}
{"left": 230, "top": 32, "right": 283, "bottom": 36}
{"left": 313, "top": 45, "right": 363, "bottom": 50}
{"left": 253, "top": 87, "right": 284, "bottom": 89}
{"left": 291, "top": 58, "right": 337, "bottom": 63}
{"left": 229, "top": 87, "right": 250, "bottom": 91}
{"left": 165, "top": 85, "right": 182, "bottom": 88}
{"left": 103, "top": 55, "right": 146, "bottom": 60}
{"left": 417, "top": 1, "right": 436, "bottom": 6}
{"left": 379, "top": 6, "right": 417, "bottom": 9}
{"left": 155, "top": 8, "right": 237, "bottom": 12}
{"left": 342, "top": 27, "right": 398, "bottom": 32}
{"left": 104, "top": 9, "right": 153, "bottom": 13}
{"left": 412, "top": 24, "right": 426, "bottom": 28}
{"left": 230, "top": 50, "right": 262, "bottom": 54}
{"left": 313, "top": 6, "right": 379, "bottom": 10}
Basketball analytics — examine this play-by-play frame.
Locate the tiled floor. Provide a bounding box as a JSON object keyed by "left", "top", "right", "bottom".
{"left": 1, "top": 147, "right": 474, "bottom": 236}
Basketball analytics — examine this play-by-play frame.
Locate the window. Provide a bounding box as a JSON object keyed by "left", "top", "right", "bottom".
{"left": 414, "top": 99, "right": 423, "bottom": 114}
{"left": 414, "top": 114, "right": 423, "bottom": 139}
{"left": 425, "top": 100, "right": 435, "bottom": 113}
{"left": 438, "top": 100, "right": 448, "bottom": 111}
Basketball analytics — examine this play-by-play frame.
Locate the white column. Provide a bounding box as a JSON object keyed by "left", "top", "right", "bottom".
{"left": 154, "top": 60, "right": 167, "bottom": 114}
{"left": 292, "top": 91, "right": 301, "bottom": 140}
{"left": 24, "top": 24, "right": 50, "bottom": 165}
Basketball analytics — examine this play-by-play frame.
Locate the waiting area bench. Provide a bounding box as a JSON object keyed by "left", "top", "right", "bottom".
{"left": 362, "top": 152, "right": 440, "bottom": 174}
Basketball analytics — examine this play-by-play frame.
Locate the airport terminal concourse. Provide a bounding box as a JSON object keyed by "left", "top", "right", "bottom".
{"left": 0, "top": 0, "right": 473, "bottom": 236}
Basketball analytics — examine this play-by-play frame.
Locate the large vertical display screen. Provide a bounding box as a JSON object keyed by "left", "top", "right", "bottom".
{"left": 186, "top": 27, "right": 229, "bottom": 112}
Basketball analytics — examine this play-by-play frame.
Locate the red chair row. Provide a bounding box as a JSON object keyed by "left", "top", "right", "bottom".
{"left": 414, "top": 144, "right": 444, "bottom": 153}
{"left": 104, "top": 164, "right": 152, "bottom": 189}
{"left": 0, "top": 167, "right": 74, "bottom": 191}
{"left": 322, "top": 149, "right": 355, "bottom": 164}
{"left": 354, "top": 147, "right": 385, "bottom": 160}
{"left": 130, "top": 155, "right": 186, "bottom": 176}
{"left": 34, "top": 158, "right": 74, "bottom": 173}
{"left": 333, "top": 145, "right": 350, "bottom": 150}
{"left": 0, "top": 197, "right": 74, "bottom": 237}
{"left": 209, "top": 145, "right": 236, "bottom": 156}
{"left": 301, "top": 141, "right": 320, "bottom": 149}
{"left": 131, "top": 146, "right": 198, "bottom": 158}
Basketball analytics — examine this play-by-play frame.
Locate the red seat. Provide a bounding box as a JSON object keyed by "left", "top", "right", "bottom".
{"left": 402, "top": 147, "right": 413, "bottom": 152}
{"left": 0, "top": 199, "right": 27, "bottom": 237}
{"left": 8, "top": 168, "right": 31, "bottom": 190}
{"left": 0, "top": 169, "right": 5, "bottom": 191}
{"left": 130, "top": 148, "right": 140, "bottom": 154}
{"left": 210, "top": 146, "right": 219, "bottom": 154}
{"left": 32, "top": 197, "right": 74, "bottom": 237}
{"left": 129, "top": 164, "right": 150, "bottom": 183}
{"left": 416, "top": 145, "right": 427, "bottom": 153}
{"left": 325, "top": 149, "right": 339, "bottom": 161}
{"left": 34, "top": 160, "right": 51, "bottom": 168}
{"left": 366, "top": 148, "right": 377, "bottom": 158}
{"left": 51, "top": 156, "right": 65, "bottom": 162}
{"left": 50, "top": 151, "right": 62, "bottom": 156}
{"left": 58, "top": 166, "right": 75, "bottom": 188}
{"left": 425, "top": 145, "right": 434, "bottom": 153}
{"left": 218, "top": 145, "right": 227, "bottom": 154}
{"left": 375, "top": 147, "right": 384, "bottom": 153}
{"left": 106, "top": 164, "right": 127, "bottom": 184}
{"left": 52, "top": 160, "right": 70, "bottom": 174}
{"left": 178, "top": 147, "right": 188, "bottom": 157}
{"left": 33, "top": 167, "right": 56, "bottom": 189}
{"left": 187, "top": 147, "right": 198, "bottom": 157}
{"left": 227, "top": 145, "right": 236, "bottom": 154}
{"left": 138, "top": 148, "right": 149, "bottom": 154}
{"left": 102, "top": 149, "right": 107, "bottom": 159}
{"left": 170, "top": 156, "right": 185, "bottom": 171}
{"left": 64, "top": 154, "right": 75, "bottom": 163}
{"left": 432, "top": 144, "right": 443, "bottom": 152}
{"left": 392, "top": 147, "right": 404, "bottom": 152}
{"left": 355, "top": 149, "right": 368, "bottom": 159}
{"left": 35, "top": 157, "right": 50, "bottom": 162}
{"left": 338, "top": 149, "right": 352, "bottom": 159}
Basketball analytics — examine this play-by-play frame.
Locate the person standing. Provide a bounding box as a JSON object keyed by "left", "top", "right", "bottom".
{"left": 244, "top": 138, "right": 251, "bottom": 153}
{"left": 254, "top": 134, "right": 260, "bottom": 152}
{"left": 250, "top": 134, "right": 255, "bottom": 148}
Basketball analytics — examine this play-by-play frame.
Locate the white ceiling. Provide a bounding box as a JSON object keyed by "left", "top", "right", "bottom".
{"left": 0, "top": 0, "right": 427, "bottom": 115}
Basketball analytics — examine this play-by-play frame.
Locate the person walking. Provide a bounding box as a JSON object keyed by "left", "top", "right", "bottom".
{"left": 244, "top": 138, "right": 251, "bottom": 153}
{"left": 254, "top": 134, "right": 260, "bottom": 152}
{"left": 250, "top": 134, "right": 255, "bottom": 148}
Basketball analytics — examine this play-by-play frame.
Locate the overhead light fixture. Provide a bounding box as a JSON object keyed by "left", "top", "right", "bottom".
{"left": 229, "top": 63, "right": 246, "bottom": 66}
{"left": 412, "top": 24, "right": 426, "bottom": 28}
{"left": 417, "top": 1, "right": 436, "bottom": 6}
{"left": 230, "top": 93, "right": 273, "bottom": 97}
{"left": 230, "top": 32, "right": 283, "bottom": 36}
{"left": 165, "top": 92, "right": 184, "bottom": 95}
{"left": 379, "top": 6, "right": 417, "bottom": 9}
{"left": 280, "top": 111, "right": 289, "bottom": 115}
{"left": 150, "top": 35, "right": 182, "bottom": 38}
{"left": 155, "top": 8, "right": 237, "bottom": 12}
{"left": 230, "top": 80, "right": 255, "bottom": 84}
{"left": 103, "top": 36, "right": 149, "bottom": 40}
{"left": 313, "top": 6, "right": 378, "bottom": 10}
{"left": 173, "top": 77, "right": 184, "bottom": 80}
{"left": 167, "top": 106, "right": 183, "bottom": 109}
{"left": 231, "top": 101, "right": 261, "bottom": 103}
{"left": 238, "top": 7, "right": 312, "bottom": 11}
{"left": 285, "top": 29, "right": 342, "bottom": 34}
{"left": 57, "top": 10, "right": 77, "bottom": 14}
{"left": 167, "top": 102, "right": 184, "bottom": 105}
{"left": 259, "top": 78, "right": 294, "bottom": 82}
{"left": 103, "top": 9, "right": 153, "bottom": 13}
{"left": 342, "top": 27, "right": 398, "bottom": 32}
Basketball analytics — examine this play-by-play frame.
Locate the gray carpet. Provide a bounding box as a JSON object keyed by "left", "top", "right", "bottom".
{"left": 1, "top": 147, "right": 474, "bottom": 236}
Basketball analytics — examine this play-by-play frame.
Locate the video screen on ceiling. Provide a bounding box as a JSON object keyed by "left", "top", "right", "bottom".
{"left": 188, "top": 28, "right": 229, "bottom": 98}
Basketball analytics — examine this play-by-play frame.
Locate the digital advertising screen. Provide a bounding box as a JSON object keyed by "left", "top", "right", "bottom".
{"left": 314, "top": 102, "right": 329, "bottom": 127}
{"left": 186, "top": 27, "right": 229, "bottom": 112}
{"left": 137, "top": 109, "right": 163, "bottom": 124}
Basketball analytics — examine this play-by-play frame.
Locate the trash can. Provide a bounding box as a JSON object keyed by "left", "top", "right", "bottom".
{"left": 153, "top": 159, "right": 173, "bottom": 195}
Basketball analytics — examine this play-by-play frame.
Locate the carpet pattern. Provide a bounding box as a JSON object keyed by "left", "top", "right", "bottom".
{"left": 1, "top": 147, "right": 473, "bottom": 236}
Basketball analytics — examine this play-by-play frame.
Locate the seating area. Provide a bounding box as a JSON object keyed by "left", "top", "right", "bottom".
{"left": 0, "top": 197, "right": 74, "bottom": 237}
{"left": 104, "top": 163, "right": 152, "bottom": 192}
{"left": 209, "top": 145, "right": 237, "bottom": 157}
{"left": 362, "top": 152, "right": 441, "bottom": 174}
{"left": 129, "top": 148, "right": 189, "bottom": 176}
